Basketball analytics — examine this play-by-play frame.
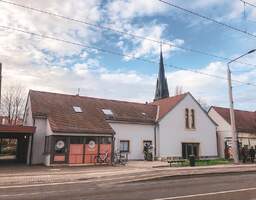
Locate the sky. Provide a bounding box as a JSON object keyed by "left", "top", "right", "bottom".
{"left": 1, "top": 0, "right": 256, "bottom": 110}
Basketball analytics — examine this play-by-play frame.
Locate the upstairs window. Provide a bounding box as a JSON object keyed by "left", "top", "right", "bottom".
{"left": 185, "top": 108, "right": 190, "bottom": 129}
{"left": 73, "top": 106, "right": 82, "bottom": 113}
{"left": 185, "top": 108, "right": 196, "bottom": 130}
{"left": 191, "top": 109, "right": 195, "bottom": 129}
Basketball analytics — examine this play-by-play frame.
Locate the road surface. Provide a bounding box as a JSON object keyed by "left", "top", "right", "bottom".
{"left": 0, "top": 172, "right": 256, "bottom": 200}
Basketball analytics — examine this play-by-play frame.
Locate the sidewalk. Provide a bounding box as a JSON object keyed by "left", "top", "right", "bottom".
{"left": 0, "top": 161, "right": 255, "bottom": 187}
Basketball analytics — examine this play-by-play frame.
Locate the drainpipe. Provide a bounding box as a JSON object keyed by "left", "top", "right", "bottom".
{"left": 29, "top": 118, "right": 35, "bottom": 166}
{"left": 154, "top": 105, "right": 160, "bottom": 160}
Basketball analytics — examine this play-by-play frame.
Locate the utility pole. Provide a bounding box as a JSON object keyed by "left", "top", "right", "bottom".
{"left": 227, "top": 49, "right": 256, "bottom": 164}
{"left": 227, "top": 63, "right": 239, "bottom": 163}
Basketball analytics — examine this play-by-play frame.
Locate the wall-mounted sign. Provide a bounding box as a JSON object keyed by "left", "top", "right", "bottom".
{"left": 88, "top": 140, "right": 96, "bottom": 149}
{"left": 56, "top": 140, "right": 65, "bottom": 149}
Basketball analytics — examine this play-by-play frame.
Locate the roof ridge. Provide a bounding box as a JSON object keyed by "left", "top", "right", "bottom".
{"left": 29, "top": 90, "right": 156, "bottom": 107}
{"left": 212, "top": 105, "right": 255, "bottom": 113}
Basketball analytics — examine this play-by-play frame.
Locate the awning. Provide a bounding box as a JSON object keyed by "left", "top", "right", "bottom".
{"left": 0, "top": 125, "right": 36, "bottom": 134}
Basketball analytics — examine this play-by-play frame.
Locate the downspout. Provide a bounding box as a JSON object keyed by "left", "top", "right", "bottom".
{"left": 111, "top": 131, "right": 116, "bottom": 164}
{"left": 29, "top": 118, "right": 35, "bottom": 166}
{"left": 154, "top": 105, "right": 160, "bottom": 160}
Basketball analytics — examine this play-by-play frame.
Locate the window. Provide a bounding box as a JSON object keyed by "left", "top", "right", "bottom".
{"left": 185, "top": 108, "right": 196, "bottom": 129}
{"left": 73, "top": 106, "right": 82, "bottom": 113}
{"left": 102, "top": 109, "right": 113, "bottom": 115}
{"left": 191, "top": 109, "right": 195, "bottom": 129}
{"left": 182, "top": 143, "right": 199, "bottom": 159}
{"left": 185, "top": 108, "right": 190, "bottom": 129}
{"left": 120, "top": 140, "right": 129, "bottom": 153}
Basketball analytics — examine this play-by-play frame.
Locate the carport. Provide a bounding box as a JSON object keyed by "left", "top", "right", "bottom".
{"left": 0, "top": 125, "right": 36, "bottom": 165}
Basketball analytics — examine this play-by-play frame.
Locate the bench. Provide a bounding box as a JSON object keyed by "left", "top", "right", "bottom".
{"left": 167, "top": 159, "right": 187, "bottom": 167}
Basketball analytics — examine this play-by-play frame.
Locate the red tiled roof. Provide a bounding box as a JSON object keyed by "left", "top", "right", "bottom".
{"left": 151, "top": 93, "right": 187, "bottom": 120}
{"left": 212, "top": 106, "right": 256, "bottom": 133}
{"left": 0, "top": 125, "right": 36, "bottom": 134}
{"left": 29, "top": 90, "right": 157, "bottom": 134}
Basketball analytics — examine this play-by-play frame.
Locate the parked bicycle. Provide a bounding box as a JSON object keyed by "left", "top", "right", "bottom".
{"left": 94, "top": 151, "right": 110, "bottom": 164}
{"left": 113, "top": 152, "right": 128, "bottom": 166}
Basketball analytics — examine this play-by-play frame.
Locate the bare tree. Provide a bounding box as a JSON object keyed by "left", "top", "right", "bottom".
{"left": 174, "top": 85, "right": 183, "bottom": 95}
{"left": 1, "top": 85, "right": 26, "bottom": 125}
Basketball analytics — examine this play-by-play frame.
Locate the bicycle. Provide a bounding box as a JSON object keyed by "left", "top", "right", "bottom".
{"left": 113, "top": 152, "right": 128, "bottom": 166}
{"left": 94, "top": 151, "right": 110, "bottom": 164}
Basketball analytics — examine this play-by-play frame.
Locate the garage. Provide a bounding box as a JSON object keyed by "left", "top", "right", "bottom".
{"left": 0, "top": 125, "right": 36, "bottom": 165}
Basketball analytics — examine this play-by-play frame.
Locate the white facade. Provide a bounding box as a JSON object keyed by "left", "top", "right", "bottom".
{"left": 110, "top": 122, "right": 155, "bottom": 160}
{"left": 208, "top": 107, "right": 256, "bottom": 158}
{"left": 157, "top": 94, "right": 218, "bottom": 159}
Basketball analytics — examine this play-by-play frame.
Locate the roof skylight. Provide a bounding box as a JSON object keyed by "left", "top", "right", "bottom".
{"left": 73, "top": 106, "right": 82, "bottom": 113}
{"left": 102, "top": 109, "right": 113, "bottom": 115}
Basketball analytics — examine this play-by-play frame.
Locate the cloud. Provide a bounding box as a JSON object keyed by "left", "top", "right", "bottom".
{"left": 3, "top": 57, "right": 256, "bottom": 111}
{"left": 106, "top": 0, "right": 170, "bottom": 20}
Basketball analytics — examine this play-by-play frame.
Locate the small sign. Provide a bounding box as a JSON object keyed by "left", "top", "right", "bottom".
{"left": 88, "top": 140, "right": 96, "bottom": 149}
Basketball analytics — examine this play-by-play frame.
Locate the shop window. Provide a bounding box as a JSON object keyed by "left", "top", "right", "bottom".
{"left": 120, "top": 140, "right": 129, "bottom": 153}
{"left": 70, "top": 137, "right": 84, "bottom": 144}
{"left": 100, "top": 137, "right": 112, "bottom": 144}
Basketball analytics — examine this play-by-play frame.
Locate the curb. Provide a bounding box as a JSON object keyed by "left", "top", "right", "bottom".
{"left": 122, "top": 169, "right": 256, "bottom": 184}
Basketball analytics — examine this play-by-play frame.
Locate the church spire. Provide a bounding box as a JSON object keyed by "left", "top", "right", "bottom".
{"left": 154, "top": 44, "right": 169, "bottom": 101}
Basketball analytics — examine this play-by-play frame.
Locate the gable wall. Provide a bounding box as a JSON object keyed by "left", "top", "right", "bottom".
{"left": 158, "top": 94, "right": 217, "bottom": 158}
{"left": 208, "top": 108, "right": 232, "bottom": 158}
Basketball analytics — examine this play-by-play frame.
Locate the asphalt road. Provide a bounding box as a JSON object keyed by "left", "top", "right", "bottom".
{"left": 1, "top": 173, "right": 256, "bottom": 200}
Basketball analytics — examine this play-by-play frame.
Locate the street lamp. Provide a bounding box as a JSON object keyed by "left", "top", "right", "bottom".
{"left": 227, "top": 49, "right": 256, "bottom": 164}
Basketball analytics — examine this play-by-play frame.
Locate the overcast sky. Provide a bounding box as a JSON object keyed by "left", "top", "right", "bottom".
{"left": 1, "top": 0, "right": 256, "bottom": 110}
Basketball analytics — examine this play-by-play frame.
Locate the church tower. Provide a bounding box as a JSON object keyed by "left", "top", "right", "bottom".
{"left": 154, "top": 46, "right": 169, "bottom": 101}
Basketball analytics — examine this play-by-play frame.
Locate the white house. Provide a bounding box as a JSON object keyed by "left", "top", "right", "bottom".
{"left": 208, "top": 106, "right": 256, "bottom": 158}
{"left": 22, "top": 50, "right": 218, "bottom": 166}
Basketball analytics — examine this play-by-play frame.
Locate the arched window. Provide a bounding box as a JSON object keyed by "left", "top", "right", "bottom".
{"left": 185, "top": 108, "right": 189, "bottom": 129}
{"left": 191, "top": 109, "right": 195, "bottom": 129}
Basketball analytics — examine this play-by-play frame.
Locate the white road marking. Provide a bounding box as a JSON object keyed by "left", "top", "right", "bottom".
{"left": 152, "top": 187, "right": 256, "bottom": 200}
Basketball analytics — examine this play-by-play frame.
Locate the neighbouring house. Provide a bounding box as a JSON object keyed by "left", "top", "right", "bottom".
{"left": 208, "top": 106, "right": 256, "bottom": 158}
{"left": 22, "top": 50, "right": 218, "bottom": 166}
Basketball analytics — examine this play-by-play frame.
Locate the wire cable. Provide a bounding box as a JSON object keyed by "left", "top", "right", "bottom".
{"left": 1, "top": 25, "right": 255, "bottom": 87}
{"left": 158, "top": 0, "right": 256, "bottom": 38}
{"left": 1, "top": 0, "right": 256, "bottom": 68}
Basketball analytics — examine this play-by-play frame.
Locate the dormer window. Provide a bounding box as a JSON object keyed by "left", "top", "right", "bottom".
{"left": 102, "top": 109, "right": 113, "bottom": 116}
{"left": 73, "top": 106, "right": 82, "bottom": 113}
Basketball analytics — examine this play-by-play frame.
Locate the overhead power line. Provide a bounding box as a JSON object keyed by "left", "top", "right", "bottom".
{"left": 1, "top": 0, "right": 256, "bottom": 68}
{"left": 158, "top": 0, "right": 256, "bottom": 39}
{"left": 1, "top": 25, "right": 256, "bottom": 87}
{"left": 240, "top": 0, "right": 256, "bottom": 8}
